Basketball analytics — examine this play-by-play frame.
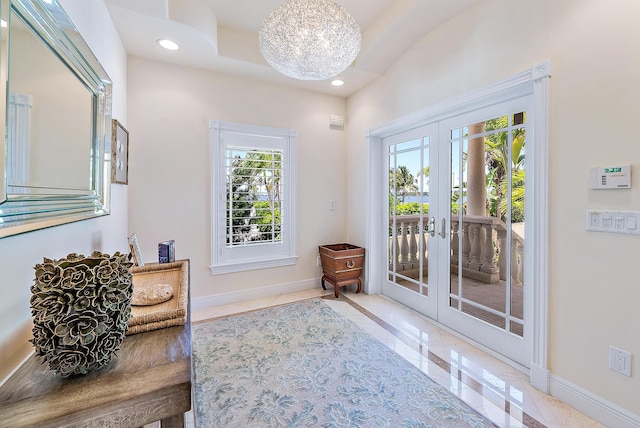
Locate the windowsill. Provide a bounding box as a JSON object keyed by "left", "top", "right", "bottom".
{"left": 209, "top": 255, "right": 298, "bottom": 275}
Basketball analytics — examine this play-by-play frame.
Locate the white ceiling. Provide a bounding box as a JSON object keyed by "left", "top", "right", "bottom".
{"left": 104, "top": 0, "right": 482, "bottom": 97}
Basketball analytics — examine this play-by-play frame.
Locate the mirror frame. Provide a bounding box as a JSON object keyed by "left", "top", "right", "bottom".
{"left": 0, "top": 0, "right": 112, "bottom": 238}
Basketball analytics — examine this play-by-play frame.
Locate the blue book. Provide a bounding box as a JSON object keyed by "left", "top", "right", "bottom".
{"left": 158, "top": 240, "right": 175, "bottom": 264}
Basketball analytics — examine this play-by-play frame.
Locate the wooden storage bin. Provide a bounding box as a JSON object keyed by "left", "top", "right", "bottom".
{"left": 318, "top": 243, "right": 365, "bottom": 298}
{"left": 127, "top": 260, "right": 189, "bottom": 335}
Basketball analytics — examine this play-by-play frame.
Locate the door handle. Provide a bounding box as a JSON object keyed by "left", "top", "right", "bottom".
{"left": 439, "top": 218, "right": 447, "bottom": 239}
{"left": 429, "top": 217, "right": 435, "bottom": 237}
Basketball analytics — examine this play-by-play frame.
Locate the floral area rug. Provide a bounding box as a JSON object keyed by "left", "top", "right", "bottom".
{"left": 192, "top": 299, "right": 496, "bottom": 428}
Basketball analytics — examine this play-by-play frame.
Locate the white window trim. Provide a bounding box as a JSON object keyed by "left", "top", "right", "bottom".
{"left": 209, "top": 120, "right": 297, "bottom": 275}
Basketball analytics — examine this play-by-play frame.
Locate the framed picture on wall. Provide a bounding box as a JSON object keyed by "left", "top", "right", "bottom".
{"left": 111, "top": 119, "right": 129, "bottom": 184}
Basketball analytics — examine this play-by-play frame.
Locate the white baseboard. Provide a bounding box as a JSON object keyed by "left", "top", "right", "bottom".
{"left": 550, "top": 374, "right": 640, "bottom": 428}
{"left": 530, "top": 363, "right": 550, "bottom": 393}
{"left": 191, "top": 277, "right": 321, "bottom": 313}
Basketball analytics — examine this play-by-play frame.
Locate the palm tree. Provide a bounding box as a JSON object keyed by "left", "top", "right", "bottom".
{"left": 417, "top": 165, "right": 430, "bottom": 187}
{"left": 389, "top": 165, "right": 418, "bottom": 203}
{"left": 484, "top": 116, "right": 526, "bottom": 222}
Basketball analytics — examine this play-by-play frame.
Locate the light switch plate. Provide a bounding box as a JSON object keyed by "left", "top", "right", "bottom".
{"left": 586, "top": 210, "right": 640, "bottom": 235}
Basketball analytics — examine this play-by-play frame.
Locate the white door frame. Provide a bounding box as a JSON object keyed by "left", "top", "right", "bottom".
{"left": 364, "top": 61, "right": 551, "bottom": 392}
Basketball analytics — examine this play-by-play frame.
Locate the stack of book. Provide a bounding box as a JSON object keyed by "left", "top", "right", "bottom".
{"left": 158, "top": 240, "right": 175, "bottom": 264}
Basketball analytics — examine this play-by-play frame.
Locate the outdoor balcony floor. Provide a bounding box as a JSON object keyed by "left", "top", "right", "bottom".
{"left": 393, "top": 269, "right": 524, "bottom": 336}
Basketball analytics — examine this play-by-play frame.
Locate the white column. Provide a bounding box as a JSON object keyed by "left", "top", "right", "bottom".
{"left": 467, "top": 123, "right": 486, "bottom": 217}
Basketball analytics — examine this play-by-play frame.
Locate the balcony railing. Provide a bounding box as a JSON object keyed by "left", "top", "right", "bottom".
{"left": 389, "top": 214, "right": 524, "bottom": 285}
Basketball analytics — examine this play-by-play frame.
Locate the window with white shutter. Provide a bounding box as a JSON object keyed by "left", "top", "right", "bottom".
{"left": 210, "top": 121, "right": 297, "bottom": 274}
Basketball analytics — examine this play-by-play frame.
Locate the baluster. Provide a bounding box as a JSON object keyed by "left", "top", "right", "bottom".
{"left": 421, "top": 223, "right": 428, "bottom": 263}
{"left": 408, "top": 220, "right": 417, "bottom": 264}
{"left": 497, "top": 229, "right": 507, "bottom": 280}
{"left": 388, "top": 230, "right": 393, "bottom": 269}
{"left": 399, "top": 222, "right": 409, "bottom": 266}
{"left": 461, "top": 222, "right": 471, "bottom": 268}
{"left": 468, "top": 223, "right": 482, "bottom": 270}
{"left": 481, "top": 224, "right": 498, "bottom": 273}
{"left": 396, "top": 223, "right": 402, "bottom": 265}
{"left": 511, "top": 237, "right": 522, "bottom": 286}
{"left": 422, "top": 220, "right": 428, "bottom": 275}
{"left": 450, "top": 220, "right": 459, "bottom": 265}
{"left": 395, "top": 226, "right": 401, "bottom": 266}
{"left": 517, "top": 240, "right": 525, "bottom": 285}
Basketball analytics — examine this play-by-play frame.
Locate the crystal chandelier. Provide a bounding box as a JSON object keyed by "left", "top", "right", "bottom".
{"left": 259, "top": 0, "right": 361, "bottom": 80}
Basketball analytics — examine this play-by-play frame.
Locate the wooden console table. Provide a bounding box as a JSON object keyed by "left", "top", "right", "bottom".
{"left": 0, "top": 262, "right": 192, "bottom": 428}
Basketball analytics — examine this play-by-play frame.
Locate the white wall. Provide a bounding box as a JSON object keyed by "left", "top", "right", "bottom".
{"left": 346, "top": 0, "right": 640, "bottom": 418}
{"left": 0, "top": 0, "right": 128, "bottom": 381}
{"left": 127, "top": 57, "right": 347, "bottom": 301}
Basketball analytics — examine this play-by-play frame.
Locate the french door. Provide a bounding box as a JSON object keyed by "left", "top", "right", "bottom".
{"left": 385, "top": 123, "right": 439, "bottom": 318}
{"left": 383, "top": 97, "right": 532, "bottom": 367}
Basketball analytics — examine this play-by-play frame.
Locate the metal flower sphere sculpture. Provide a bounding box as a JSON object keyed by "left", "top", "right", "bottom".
{"left": 30, "top": 252, "right": 134, "bottom": 377}
{"left": 259, "top": 0, "right": 361, "bottom": 80}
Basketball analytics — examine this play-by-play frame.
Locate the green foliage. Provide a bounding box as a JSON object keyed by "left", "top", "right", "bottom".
{"left": 394, "top": 202, "right": 429, "bottom": 215}
{"left": 450, "top": 191, "right": 464, "bottom": 214}
{"left": 389, "top": 194, "right": 428, "bottom": 215}
{"left": 227, "top": 150, "right": 283, "bottom": 243}
{"left": 253, "top": 201, "right": 282, "bottom": 239}
{"left": 484, "top": 115, "right": 526, "bottom": 223}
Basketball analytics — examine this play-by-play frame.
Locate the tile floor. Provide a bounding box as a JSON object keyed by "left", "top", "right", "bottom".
{"left": 189, "top": 288, "right": 605, "bottom": 428}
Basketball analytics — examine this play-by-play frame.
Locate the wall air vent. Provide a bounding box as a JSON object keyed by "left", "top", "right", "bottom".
{"left": 329, "top": 114, "right": 344, "bottom": 130}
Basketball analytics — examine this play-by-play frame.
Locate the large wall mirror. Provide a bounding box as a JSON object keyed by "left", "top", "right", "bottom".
{"left": 0, "top": 0, "right": 112, "bottom": 238}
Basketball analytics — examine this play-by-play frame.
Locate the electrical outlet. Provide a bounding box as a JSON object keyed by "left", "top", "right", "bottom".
{"left": 317, "top": 255, "right": 322, "bottom": 267}
{"left": 609, "top": 346, "right": 632, "bottom": 376}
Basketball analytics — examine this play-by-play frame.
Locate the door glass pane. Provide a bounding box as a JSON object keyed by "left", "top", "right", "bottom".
{"left": 448, "top": 114, "right": 526, "bottom": 337}
{"left": 388, "top": 137, "right": 429, "bottom": 296}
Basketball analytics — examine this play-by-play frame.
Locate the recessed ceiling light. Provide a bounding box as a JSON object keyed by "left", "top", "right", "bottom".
{"left": 331, "top": 79, "right": 345, "bottom": 87}
{"left": 157, "top": 39, "right": 180, "bottom": 51}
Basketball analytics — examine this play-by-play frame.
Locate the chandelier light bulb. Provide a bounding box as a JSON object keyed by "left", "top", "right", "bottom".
{"left": 259, "top": 0, "right": 361, "bottom": 80}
